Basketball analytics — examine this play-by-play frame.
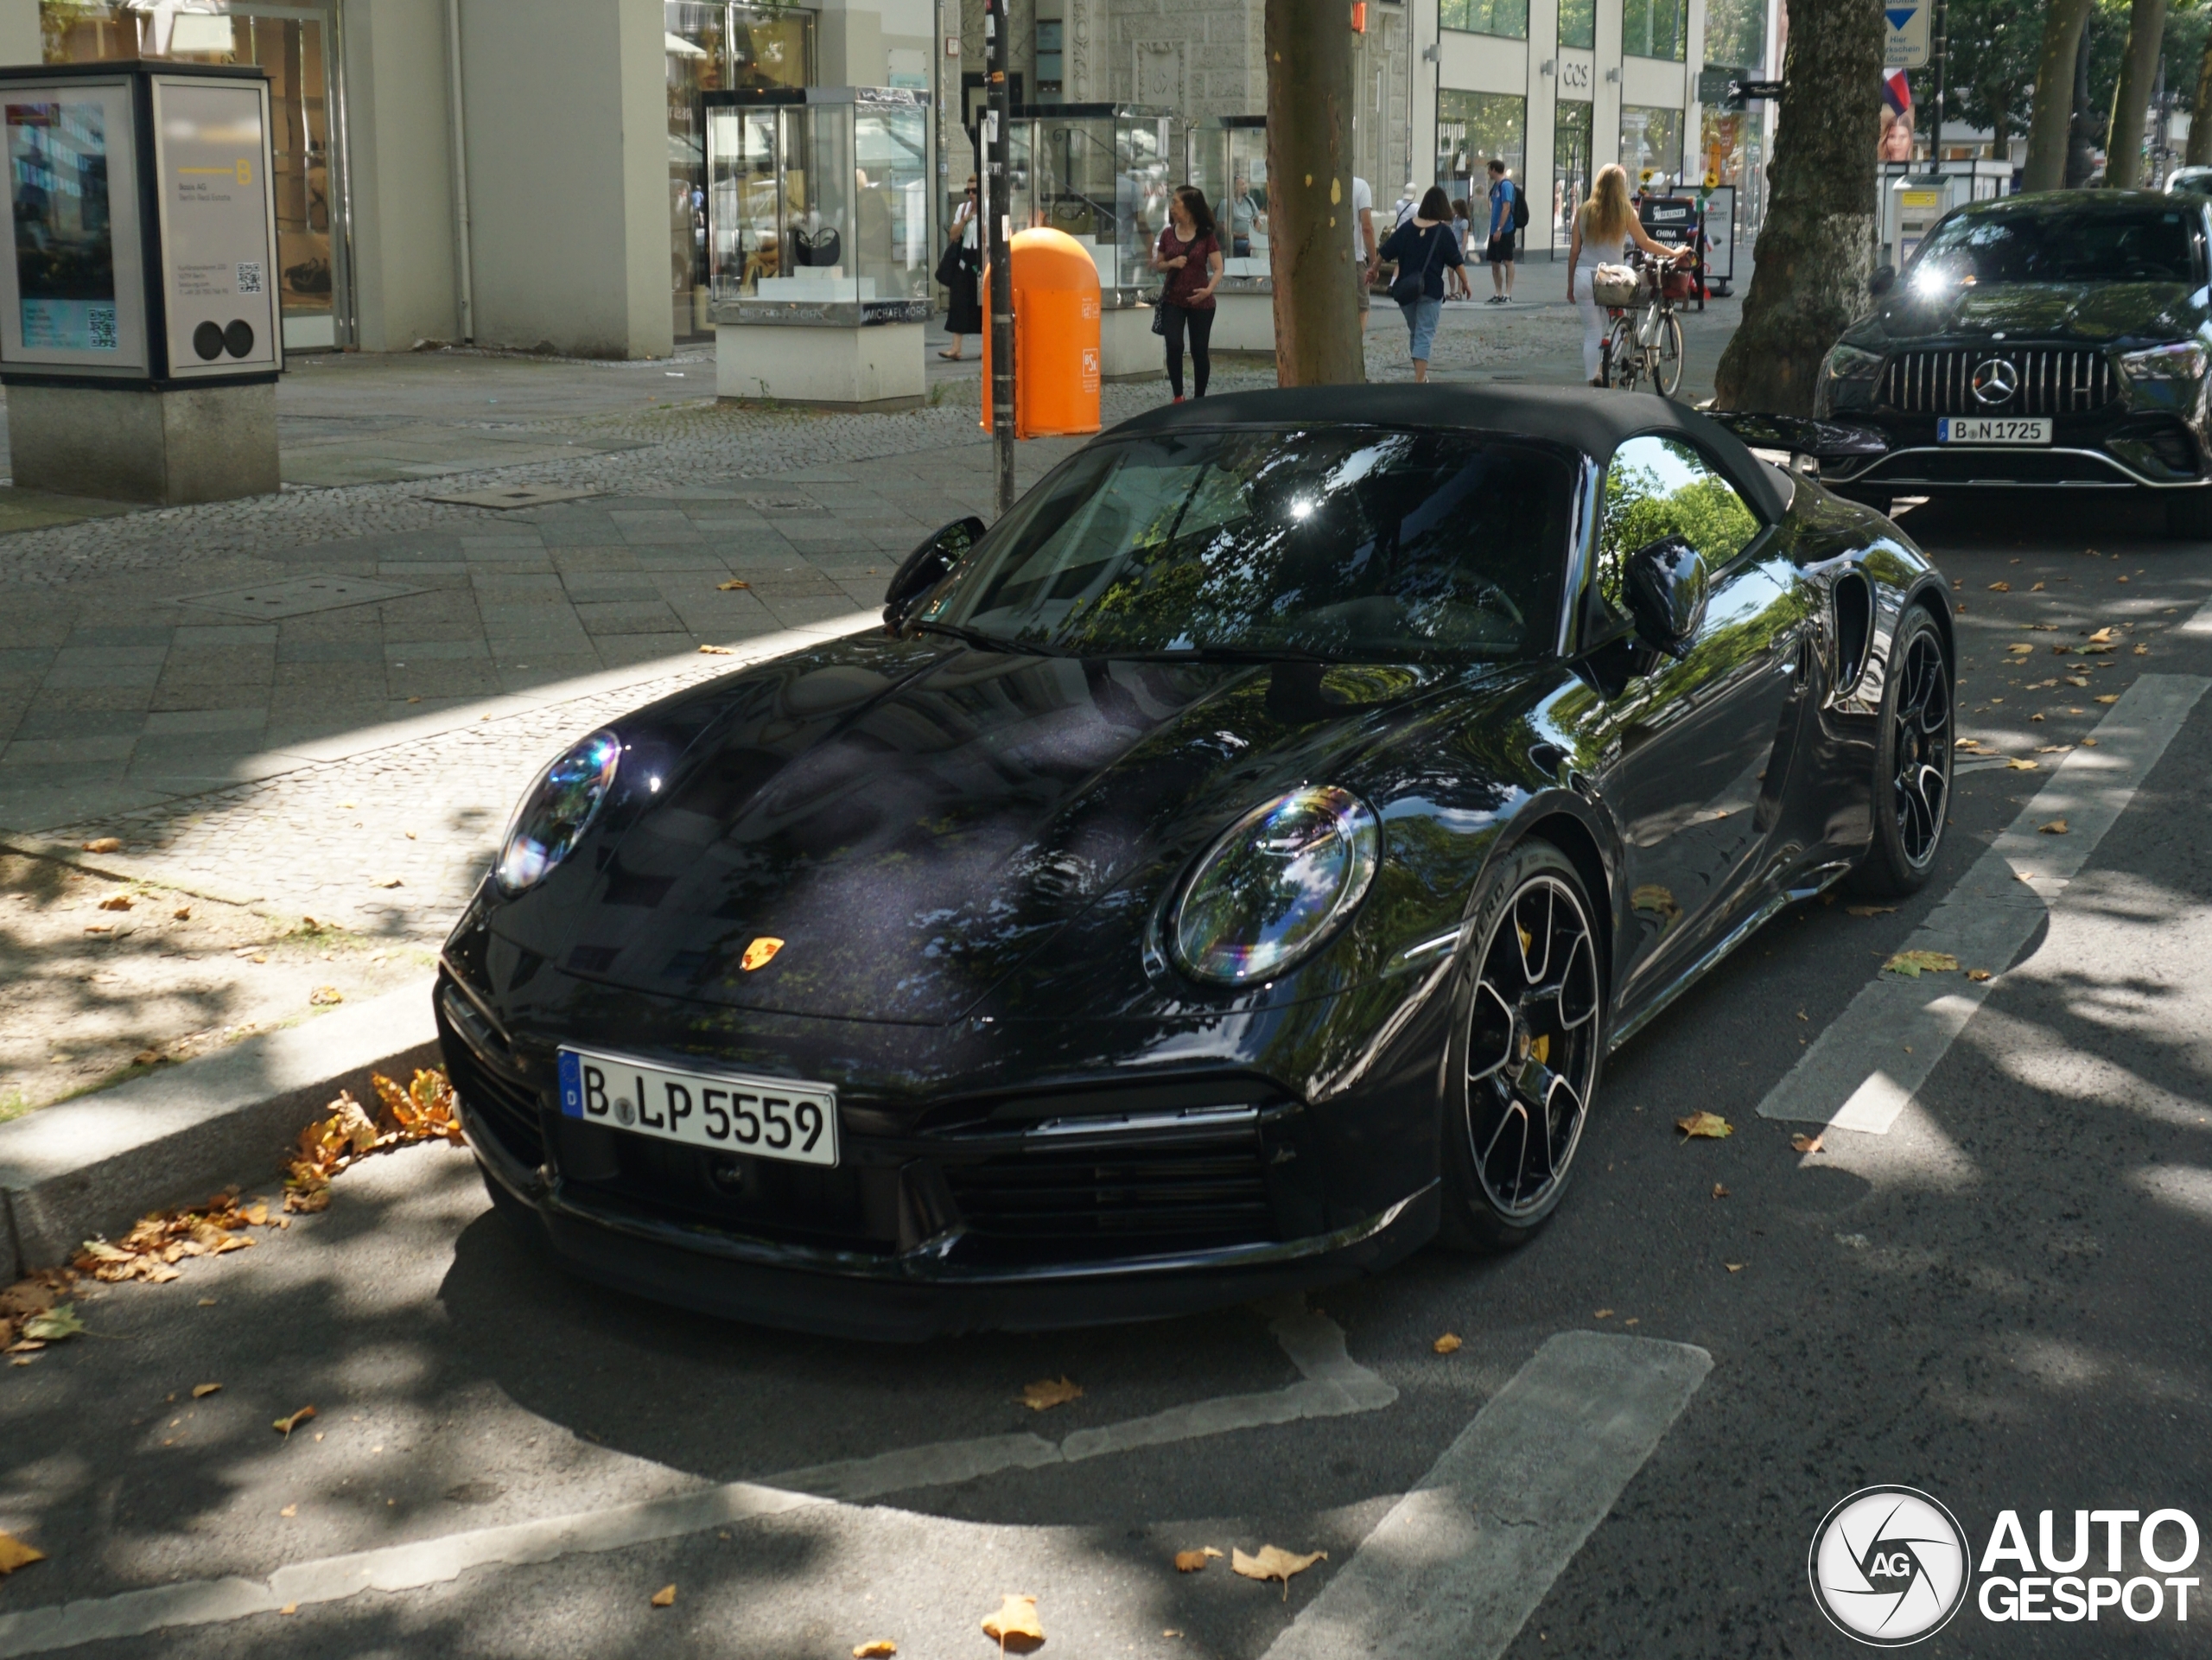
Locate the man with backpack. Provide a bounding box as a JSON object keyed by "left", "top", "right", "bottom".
{"left": 1484, "top": 158, "right": 1528, "bottom": 304}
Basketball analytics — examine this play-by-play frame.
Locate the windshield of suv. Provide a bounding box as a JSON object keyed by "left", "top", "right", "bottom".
{"left": 917, "top": 428, "right": 1573, "bottom": 663}
{"left": 1911, "top": 207, "right": 2202, "bottom": 286}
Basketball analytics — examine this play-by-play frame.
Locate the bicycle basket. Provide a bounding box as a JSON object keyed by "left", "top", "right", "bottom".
{"left": 1660, "top": 266, "right": 1695, "bottom": 302}
{"left": 1590, "top": 264, "right": 1638, "bottom": 307}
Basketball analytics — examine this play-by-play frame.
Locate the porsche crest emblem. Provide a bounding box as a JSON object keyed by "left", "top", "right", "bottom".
{"left": 740, "top": 937, "right": 785, "bottom": 972}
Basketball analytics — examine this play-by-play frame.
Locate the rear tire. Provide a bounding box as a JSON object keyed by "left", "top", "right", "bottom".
{"left": 1849, "top": 604, "right": 1954, "bottom": 897}
{"left": 1653, "top": 311, "right": 1684, "bottom": 397}
{"left": 2164, "top": 488, "right": 2212, "bottom": 540}
{"left": 1438, "top": 841, "right": 1605, "bottom": 1254}
{"left": 1606, "top": 316, "right": 1639, "bottom": 391}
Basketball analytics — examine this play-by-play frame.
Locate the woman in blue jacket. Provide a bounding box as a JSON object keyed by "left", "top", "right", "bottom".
{"left": 1376, "top": 186, "right": 1464, "bottom": 383}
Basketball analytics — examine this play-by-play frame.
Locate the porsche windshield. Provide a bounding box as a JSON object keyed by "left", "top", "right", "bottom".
{"left": 1910, "top": 207, "right": 2202, "bottom": 287}
{"left": 920, "top": 427, "right": 1573, "bottom": 662}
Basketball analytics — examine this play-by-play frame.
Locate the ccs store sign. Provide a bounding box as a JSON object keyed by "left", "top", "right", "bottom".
{"left": 1809, "top": 1486, "right": 2202, "bottom": 1644}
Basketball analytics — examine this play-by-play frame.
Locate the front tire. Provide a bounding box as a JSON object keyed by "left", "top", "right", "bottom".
{"left": 1653, "top": 311, "right": 1684, "bottom": 397}
{"left": 1439, "top": 842, "right": 1605, "bottom": 1253}
{"left": 1850, "top": 603, "right": 1953, "bottom": 896}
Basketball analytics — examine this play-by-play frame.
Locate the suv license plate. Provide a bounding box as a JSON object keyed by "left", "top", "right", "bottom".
{"left": 1937, "top": 417, "right": 2051, "bottom": 444}
{"left": 556, "top": 1046, "right": 839, "bottom": 1167}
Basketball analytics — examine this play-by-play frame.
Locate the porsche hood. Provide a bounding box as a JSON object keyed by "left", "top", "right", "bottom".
{"left": 494, "top": 638, "right": 1466, "bottom": 1026}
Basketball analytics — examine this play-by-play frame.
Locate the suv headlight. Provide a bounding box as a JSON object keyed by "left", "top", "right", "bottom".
{"left": 1171, "top": 785, "right": 1380, "bottom": 985}
{"left": 1821, "top": 345, "right": 1885, "bottom": 382}
{"left": 495, "top": 728, "right": 622, "bottom": 895}
{"left": 2120, "top": 341, "right": 2208, "bottom": 385}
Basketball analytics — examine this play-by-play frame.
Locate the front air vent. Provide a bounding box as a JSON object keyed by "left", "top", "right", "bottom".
{"left": 1832, "top": 573, "right": 1872, "bottom": 693}
{"left": 1880, "top": 347, "right": 2116, "bottom": 417}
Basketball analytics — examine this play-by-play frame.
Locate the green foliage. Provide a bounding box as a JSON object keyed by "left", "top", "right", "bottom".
{"left": 1596, "top": 442, "right": 1758, "bottom": 614}
{"left": 1702, "top": 0, "right": 1768, "bottom": 72}
{"left": 1935, "top": 0, "right": 2208, "bottom": 149}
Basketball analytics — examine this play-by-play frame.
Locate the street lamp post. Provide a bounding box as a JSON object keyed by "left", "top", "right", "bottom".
{"left": 985, "top": 0, "right": 1017, "bottom": 516}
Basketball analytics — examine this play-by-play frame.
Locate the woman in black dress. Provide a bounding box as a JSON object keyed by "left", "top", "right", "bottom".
{"left": 938, "top": 176, "right": 983, "bottom": 359}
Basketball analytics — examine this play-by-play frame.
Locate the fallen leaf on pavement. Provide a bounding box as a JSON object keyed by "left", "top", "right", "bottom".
{"left": 716, "top": 579, "right": 751, "bottom": 591}
{"left": 80, "top": 837, "right": 122, "bottom": 853}
{"left": 192, "top": 1383, "right": 222, "bottom": 1400}
{"left": 1967, "top": 969, "right": 1992, "bottom": 983}
{"left": 1790, "top": 1134, "right": 1825, "bottom": 1154}
{"left": 652, "top": 1584, "right": 677, "bottom": 1608}
{"left": 1676, "top": 1110, "right": 1732, "bottom": 1140}
{"left": 2005, "top": 642, "right": 2032, "bottom": 654}
{"left": 284, "top": 1073, "right": 467, "bottom": 1212}
{"left": 23, "top": 1305, "right": 83, "bottom": 1342}
{"left": 1712, "top": 1182, "right": 1730, "bottom": 1199}
{"left": 1433, "top": 1332, "right": 1463, "bottom": 1354}
{"left": 98, "top": 894, "right": 131, "bottom": 912}
{"left": 1844, "top": 904, "right": 1896, "bottom": 917}
{"left": 697, "top": 644, "right": 735, "bottom": 655}
{"left": 1233, "top": 1546, "right": 1327, "bottom": 1600}
{"left": 2006, "top": 757, "right": 2039, "bottom": 770}
{"left": 853, "top": 1643, "right": 898, "bottom": 1658}
{"left": 1174, "top": 1549, "right": 1218, "bottom": 1572}
{"left": 372, "top": 877, "right": 403, "bottom": 888}
{"left": 280, "top": 1504, "right": 297, "bottom": 1517}
{"left": 1884, "top": 950, "right": 1960, "bottom": 978}
{"left": 0, "top": 1533, "right": 46, "bottom": 1574}
{"left": 2031, "top": 581, "right": 2045, "bottom": 590}
{"left": 273, "top": 1406, "right": 316, "bottom": 1437}
{"left": 308, "top": 986, "right": 344, "bottom": 1006}
{"left": 981, "top": 1593, "right": 1046, "bottom": 1649}
{"left": 1726, "top": 1262, "right": 1746, "bottom": 1272}
{"left": 132, "top": 1049, "right": 162, "bottom": 1067}
{"left": 2039, "top": 819, "right": 2069, "bottom": 835}
{"left": 1988, "top": 582, "right": 2011, "bottom": 592}
{"left": 2094, "top": 693, "right": 2120, "bottom": 703}
{"left": 1594, "top": 1308, "right": 1615, "bottom": 1318}
{"left": 2135, "top": 643, "right": 2149, "bottom": 655}
{"left": 1020, "top": 1376, "right": 1083, "bottom": 1411}
{"left": 173, "top": 906, "right": 191, "bottom": 920}
{"left": 2087, "top": 627, "right": 2114, "bottom": 645}
{"left": 278, "top": 1603, "right": 297, "bottom": 1616}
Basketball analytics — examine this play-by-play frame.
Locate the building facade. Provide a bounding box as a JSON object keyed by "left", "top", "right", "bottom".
{"left": 3, "top": 0, "right": 1774, "bottom": 364}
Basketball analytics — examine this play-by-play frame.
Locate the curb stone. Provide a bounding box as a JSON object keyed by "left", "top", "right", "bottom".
{"left": 0, "top": 977, "right": 439, "bottom": 1283}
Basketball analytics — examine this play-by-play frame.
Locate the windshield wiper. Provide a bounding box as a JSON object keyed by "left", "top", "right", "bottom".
{"left": 908, "top": 620, "right": 1072, "bottom": 657}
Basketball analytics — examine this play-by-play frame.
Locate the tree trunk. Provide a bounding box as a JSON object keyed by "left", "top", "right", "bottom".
{"left": 1264, "top": 0, "right": 1363, "bottom": 386}
{"left": 2189, "top": 36, "right": 2212, "bottom": 165}
{"left": 1710, "top": 0, "right": 1881, "bottom": 415}
{"left": 2024, "top": 0, "right": 2098, "bottom": 191}
{"left": 2065, "top": 21, "right": 2099, "bottom": 188}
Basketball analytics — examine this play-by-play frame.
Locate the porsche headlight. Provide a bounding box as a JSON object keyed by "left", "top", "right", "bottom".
{"left": 1171, "top": 785, "right": 1380, "bottom": 985}
{"left": 494, "top": 728, "right": 622, "bottom": 895}
{"left": 1821, "top": 344, "right": 1885, "bottom": 382}
{"left": 2120, "top": 341, "right": 2207, "bottom": 386}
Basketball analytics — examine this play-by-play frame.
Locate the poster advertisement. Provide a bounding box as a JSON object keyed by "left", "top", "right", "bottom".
{"left": 151, "top": 78, "right": 278, "bottom": 376}
{"left": 7, "top": 99, "right": 118, "bottom": 353}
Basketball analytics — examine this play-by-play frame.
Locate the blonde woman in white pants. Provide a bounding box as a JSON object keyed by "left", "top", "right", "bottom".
{"left": 1567, "top": 163, "right": 1695, "bottom": 386}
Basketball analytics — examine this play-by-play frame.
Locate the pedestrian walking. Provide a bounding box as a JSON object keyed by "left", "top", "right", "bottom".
{"left": 1151, "top": 184, "right": 1222, "bottom": 401}
{"left": 1566, "top": 162, "right": 1693, "bottom": 385}
{"left": 938, "top": 175, "right": 982, "bottom": 359}
{"left": 1484, "top": 159, "right": 1524, "bottom": 303}
{"left": 1376, "top": 186, "right": 1463, "bottom": 384}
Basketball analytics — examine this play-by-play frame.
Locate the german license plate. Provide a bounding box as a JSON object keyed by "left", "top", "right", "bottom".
{"left": 556, "top": 1046, "right": 838, "bottom": 1167}
{"left": 1936, "top": 417, "right": 2050, "bottom": 444}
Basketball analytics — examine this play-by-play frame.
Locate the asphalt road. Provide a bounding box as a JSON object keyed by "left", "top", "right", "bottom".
{"left": 3, "top": 492, "right": 2210, "bottom": 1658}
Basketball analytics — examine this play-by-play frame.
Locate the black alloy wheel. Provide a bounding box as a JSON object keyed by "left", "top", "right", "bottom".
{"left": 1851, "top": 604, "right": 1953, "bottom": 895}
{"left": 1440, "top": 841, "right": 1604, "bottom": 1252}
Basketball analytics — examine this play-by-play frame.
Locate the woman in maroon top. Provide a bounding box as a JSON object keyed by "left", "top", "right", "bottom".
{"left": 1150, "top": 186, "right": 1223, "bottom": 401}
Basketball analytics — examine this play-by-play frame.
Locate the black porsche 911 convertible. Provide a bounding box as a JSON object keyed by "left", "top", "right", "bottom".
{"left": 436, "top": 385, "right": 1953, "bottom": 1339}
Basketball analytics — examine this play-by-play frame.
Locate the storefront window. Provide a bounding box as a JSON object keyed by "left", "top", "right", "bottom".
{"left": 40, "top": 0, "right": 340, "bottom": 349}
{"left": 1192, "top": 118, "right": 1268, "bottom": 277}
{"left": 1620, "top": 105, "right": 1684, "bottom": 187}
{"left": 1554, "top": 98, "right": 1592, "bottom": 253}
{"left": 1439, "top": 0, "right": 1529, "bottom": 40}
{"left": 1621, "top": 0, "right": 1687, "bottom": 61}
{"left": 1557, "top": 0, "right": 1594, "bottom": 51}
{"left": 1436, "top": 91, "right": 1525, "bottom": 211}
{"left": 729, "top": 4, "right": 814, "bottom": 89}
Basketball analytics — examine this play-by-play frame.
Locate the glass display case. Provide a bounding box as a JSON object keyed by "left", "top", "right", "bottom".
{"left": 1006, "top": 104, "right": 1179, "bottom": 303}
{"left": 706, "top": 86, "right": 931, "bottom": 324}
{"left": 1190, "top": 116, "right": 1271, "bottom": 282}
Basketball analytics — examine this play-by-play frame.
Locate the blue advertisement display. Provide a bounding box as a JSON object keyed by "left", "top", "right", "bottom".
{"left": 8, "top": 99, "right": 118, "bottom": 353}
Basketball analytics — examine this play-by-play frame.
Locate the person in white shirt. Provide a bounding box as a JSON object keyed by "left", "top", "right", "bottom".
{"left": 1351, "top": 175, "right": 1374, "bottom": 330}
{"left": 1393, "top": 181, "right": 1419, "bottom": 230}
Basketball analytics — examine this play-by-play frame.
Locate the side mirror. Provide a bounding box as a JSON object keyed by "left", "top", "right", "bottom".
{"left": 1624, "top": 535, "right": 1708, "bottom": 658}
{"left": 883, "top": 515, "right": 985, "bottom": 628}
{"left": 1868, "top": 264, "right": 1897, "bottom": 298}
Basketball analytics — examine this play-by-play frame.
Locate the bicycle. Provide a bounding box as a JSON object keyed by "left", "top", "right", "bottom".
{"left": 1599, "top": 250, "right": 1690, "bottom": 397}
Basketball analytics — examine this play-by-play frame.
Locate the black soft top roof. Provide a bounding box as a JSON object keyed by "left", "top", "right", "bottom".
{"left": 1103, "top": 383, "right": 1791, "bottom": 521}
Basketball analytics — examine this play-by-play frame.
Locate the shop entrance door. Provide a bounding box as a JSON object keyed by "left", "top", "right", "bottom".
{"left": 1553, "top": 98, "right": 1592, "bottom": 258}
{"left": 40, "top": 0, "right": 349, "bottom": 351}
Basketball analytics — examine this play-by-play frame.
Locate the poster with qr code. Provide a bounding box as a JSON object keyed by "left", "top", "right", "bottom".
{"left": 3, "top": 90, "right": 148, "bottom": 366}
{"left": 236, "top": 261, "right": 264, "bottom": 295}
{"left": 153, "top": 76, "right": 279, "bottom": 374}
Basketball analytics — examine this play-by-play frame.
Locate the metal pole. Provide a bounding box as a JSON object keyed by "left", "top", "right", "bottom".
{"left": 1930, "top": 0, "right": 1947, "bottom": 167}
{"left": 986, "top": 0, "right": 1017, "bottom": 517}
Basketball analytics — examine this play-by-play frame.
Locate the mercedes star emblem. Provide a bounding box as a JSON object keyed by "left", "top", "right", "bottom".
{"left": 1971, "top": 358, "right": 2019, "bottom": 405}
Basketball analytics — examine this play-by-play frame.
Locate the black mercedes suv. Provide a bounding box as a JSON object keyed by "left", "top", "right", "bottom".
{"left": 1807, "top": 190, "right": 2212, "bottom": 537}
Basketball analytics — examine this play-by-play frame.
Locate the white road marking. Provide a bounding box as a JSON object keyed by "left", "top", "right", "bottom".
{"left": 0, "top": 1300, "right": 1393, "bottom": 1657}
{"left": 1261, "top": 1331, "right": 1712, "bottom": 1660}
{"left": 1758, "top": 670, "right": 2210, "bottom": 1134}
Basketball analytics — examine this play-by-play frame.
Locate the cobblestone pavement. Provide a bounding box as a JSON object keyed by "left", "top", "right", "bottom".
{"left": 0, "top": 287, "right": 1742, "bottom": 956}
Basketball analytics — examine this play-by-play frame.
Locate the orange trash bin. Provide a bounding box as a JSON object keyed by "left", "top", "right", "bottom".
{"left": 981, "top": 226, "right": 1103, "bottom": 439}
